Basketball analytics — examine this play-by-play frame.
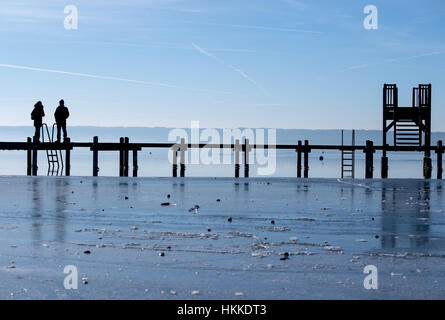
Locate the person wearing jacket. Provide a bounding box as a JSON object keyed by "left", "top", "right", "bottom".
{"left": 31, "top": 101, "right": 45, "bottom": 142}
{"left": 54, "top": 99, "right": 70, "bottom": 143}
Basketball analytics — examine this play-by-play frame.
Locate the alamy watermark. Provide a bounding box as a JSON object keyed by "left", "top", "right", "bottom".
{"left": 64, "top": 5, "right": 78, "bottom": 30}
{"left": 168, "top": 121, "right": 277, "bottom": 176}
{"left": 63, "top": 265, "right": 78, "bottom": 289}
{"left": 363, "top": 265, "right": 378, "bottom": 290}
{"left": 363, "top": 5, "right": 378, "bottom": 30}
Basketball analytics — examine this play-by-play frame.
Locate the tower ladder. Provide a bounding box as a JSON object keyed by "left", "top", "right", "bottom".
{"left": 341, "top": 129, "right": 355, "bottom": 179}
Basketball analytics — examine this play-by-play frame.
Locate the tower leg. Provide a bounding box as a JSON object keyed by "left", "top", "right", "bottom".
{"left": 437, "top": 141, "right": 443, "bottom": 180}
{"left": 381, "top": 156, "right": 388, "bottom": 179}
{"left": 423, "top": 157, "right": 432, "bottom": 179}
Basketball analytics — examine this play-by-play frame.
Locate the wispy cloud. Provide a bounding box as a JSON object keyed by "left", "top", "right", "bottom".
{"left": 280, "top": 0, "right": 309, "bottom": 10}
{"left": 202, "top": 22, "right": 323, "bottom": 34}
{"left": 0, "top": 8, "right": 60, "bottom": 21}
{"left": 0, "top": 63, "right": 233, "bottom": 94}
{"left": 347, "top": 64, "right": 369, "bottom": 70}
{"left": 192, "top": 43, "right": 270, "bottom": 96}
{"left": 346, "top": 51, "right": 442, "bottom": 70}
{"left": 392, "top": 51, "right": 442, "bottom": 61}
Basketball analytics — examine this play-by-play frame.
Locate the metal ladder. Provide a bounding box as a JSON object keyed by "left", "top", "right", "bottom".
{"left": 41, "top": 123, "right": 64, "bottom": 176}
{"left": 341, "top": 129, "right": 355, "bottom": 179}
{"left": 394, "top": 120, "right": 421, "bottom": 146}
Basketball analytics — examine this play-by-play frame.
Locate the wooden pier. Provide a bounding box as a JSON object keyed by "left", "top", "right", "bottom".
{"left": 0, "top": 84, "right": 441, "bottom": 179}
{"left": 0, "top": 137, "right": 443, "bottom": 179}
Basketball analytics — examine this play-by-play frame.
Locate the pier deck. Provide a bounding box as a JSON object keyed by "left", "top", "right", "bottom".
{"left": 0, "top": 138, "right": 443, "bottom": 179}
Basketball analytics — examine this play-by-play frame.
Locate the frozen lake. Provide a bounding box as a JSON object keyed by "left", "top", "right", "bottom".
{"left": 1, "top": 176, "right": 445, "bottom": 299}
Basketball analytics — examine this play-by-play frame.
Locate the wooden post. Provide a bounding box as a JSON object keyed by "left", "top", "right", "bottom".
{"left": 32, "top": 136, "right": 38, "bottom": 176}
{"left": 436, "top": 140, "right": 443, "bottom": 180}
{"left": 365, "top": 140, "right": 374, "bottom": 179}
{"left": 172, "top": 147, "right": 178, "bottom": 177}
{"left": 124, "top": 137, "right": 129, "bottom": 177}
{"left": 234, "top": 139, "right": 240, "bottom": 178}
{"left": 424, "top": 156, "right": 432, "bottom": 180}
{"left": 303, "top": 140, "right": 309, "bottom": 178}
{"left": 27, "top": 137, "right": 32, "bottom": 176}
{"left": 65, "top": 137, "right": 71, "bottom": 176}
{"left": 93, "top": 136, "right": 99, "bottom": 177}
{"left": 180, "top": 138, "right": 186, "bottom": 177}
{"left": 119, "top": 137, "right": 124, "bottom": 177}
{"left": 297, "top": 140, "right": 302, "bottom": 178}
{"left": 133, "top": 149, "right": 138, "bottom": 177}
{"left": 244, "top": 139, "right": 250, "bottom": 178}
{"left": 381, "top": 144, "right": 388, "bottom": 179}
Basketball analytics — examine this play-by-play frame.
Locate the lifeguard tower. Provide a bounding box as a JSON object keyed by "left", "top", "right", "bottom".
{"left": 382, "top": 84, "right": 432, "bottom": 178}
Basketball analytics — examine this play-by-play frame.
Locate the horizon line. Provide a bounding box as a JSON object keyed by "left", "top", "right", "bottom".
{"left": 0, "top": 125, "right": 445, "bottom": 133}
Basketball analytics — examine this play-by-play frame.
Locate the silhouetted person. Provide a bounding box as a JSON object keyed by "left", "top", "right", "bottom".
{"left": 31, "top": 101, "right": 45, "bottom": 142}
{"left": 54, "top": 99, "right": 70, "bottom": 143}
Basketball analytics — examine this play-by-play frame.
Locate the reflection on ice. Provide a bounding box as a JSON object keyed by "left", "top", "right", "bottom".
{"left": 381, "top": 181, "right": 432, "bottom": 251}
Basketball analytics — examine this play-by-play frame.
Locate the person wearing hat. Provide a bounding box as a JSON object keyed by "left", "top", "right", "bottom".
{"left": 31, "top": 101, "right": 45, "bottom": 142}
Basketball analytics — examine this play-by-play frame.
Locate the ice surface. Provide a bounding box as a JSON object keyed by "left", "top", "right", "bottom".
{"left": 0, "top": 176, "right": 445, "bottom": 299}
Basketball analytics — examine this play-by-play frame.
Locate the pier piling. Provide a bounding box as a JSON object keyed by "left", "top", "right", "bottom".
{"left": 234, "top": 139, "right": 240, "bottom": 178}
{"left": 133, "top": 149, "right": 138, "bottom": 177}
{"left": 244, "top": 139, "right": 250, "bottom": 178}
{"left": 172, "top": 147, "right": 178, "bottom": 177}
{"left": 424, "top": 157, "right": 432, "bottom": 179}
{"left": 65, "top": 138, "right": 71, "bottom": 176}
{"left": 436, "top": 140, "right": 443, "bottom": 180}
{"left": 32, "top": 136, "right": 38, "bottom": 176}
{"left": 365, "top": 140, "right": 375, "bottom": 179}
{"left": 124, "top": 137, "right": 129, "bottom": 177}
{"left": 27, "top": 137, "right": 32, "bottom": 176}
{"left": 381, "top": 144, "right": 388, "bottom": 179}
{"left": 119, "top": 137, "right": 124, "bottom": 177}
{"left": 93, "top": 136, "right": 99, "bottom": 177}
{"left": 296, "top": 140, "right": 302, "bottom": 178}
{"left": 303, "top": 140, "right": 309, "bottom": 178}
{"left": 180, "top": 138, "right": 186, "bottom": 177}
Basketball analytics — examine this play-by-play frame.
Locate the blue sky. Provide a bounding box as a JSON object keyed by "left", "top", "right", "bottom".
{"left": 0, "top": 0, "right": 444, "bottom": 129}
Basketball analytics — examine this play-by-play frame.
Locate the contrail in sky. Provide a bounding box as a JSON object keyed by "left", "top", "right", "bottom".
{"left": 347, "top": 51, "right": 442, "bottom": 70}
{"left": 0, "top": 63, "right": 233, "bottom": 94}
{"left": 191, "top": 43, "right": 270, "bottom": 96}
{"left": 202, "top": 22, "right": 323, "bottom": 34}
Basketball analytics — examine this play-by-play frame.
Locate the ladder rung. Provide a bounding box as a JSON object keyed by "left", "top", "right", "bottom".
{"left": 397, "top": 134, "right": 420, "bottom": 137}
{"left": 397, "top": 128, "right": 420, "bottom": 131}
{"left": 396, "top": 143, "right": 421, "bottom": 145}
